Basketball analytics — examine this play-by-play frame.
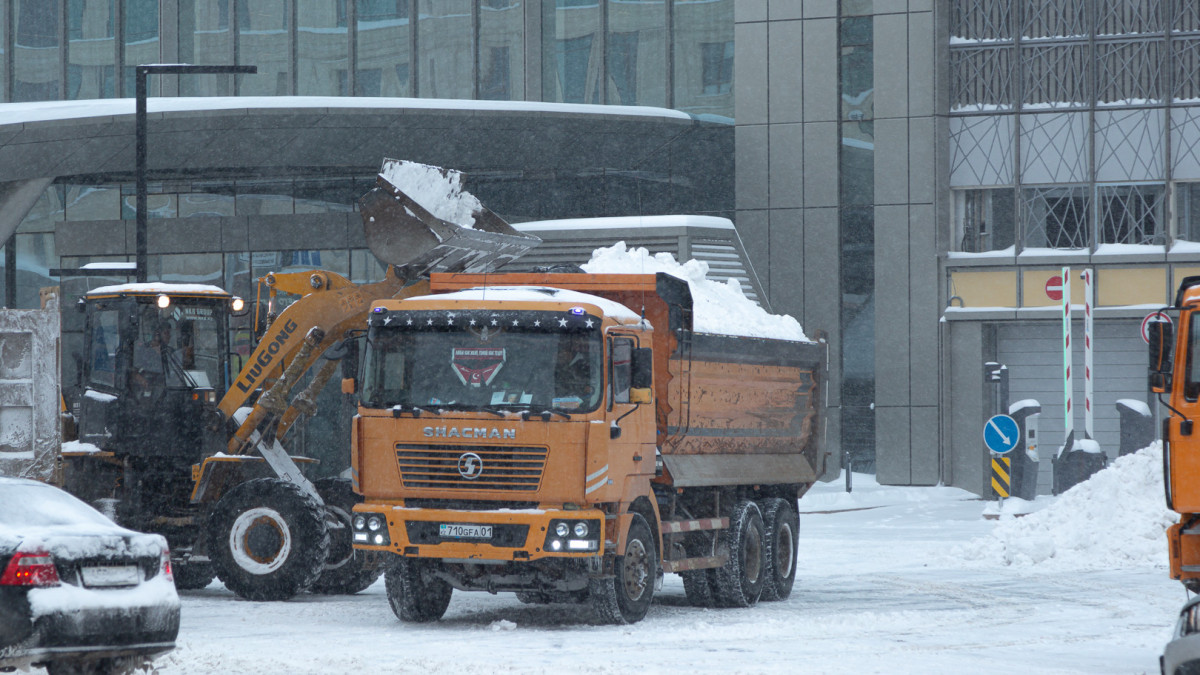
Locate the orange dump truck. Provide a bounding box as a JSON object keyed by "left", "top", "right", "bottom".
{"left": 348, "top": 271, "right": 826, "bottom": 624}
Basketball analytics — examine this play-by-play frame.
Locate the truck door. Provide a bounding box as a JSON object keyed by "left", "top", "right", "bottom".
{"left": 1170, "top": 311, "right": 1200, "bottom": 512}
{"left": 607, "top": 336, "right": 655, "bottom": 480}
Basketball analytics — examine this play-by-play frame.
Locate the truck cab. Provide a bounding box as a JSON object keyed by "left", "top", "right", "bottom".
{"left": 350, "top": 285, "right": 658, "bottom": 614}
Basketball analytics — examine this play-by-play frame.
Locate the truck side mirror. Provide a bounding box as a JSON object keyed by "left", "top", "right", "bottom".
{"left": 1148, "top": 319, "right": 1173, "bottom": 393}
{"left": 631, "top": 348, "right": 652, "bottom": 389}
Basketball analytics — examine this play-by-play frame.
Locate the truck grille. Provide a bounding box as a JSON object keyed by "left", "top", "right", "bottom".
{"left": 394, "top": 444, "right": 548, "bottom": 492}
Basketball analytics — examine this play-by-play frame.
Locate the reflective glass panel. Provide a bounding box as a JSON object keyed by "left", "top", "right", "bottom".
{"left": 417, "top": 0, "right": 473, "bottom": 99}
{"left": 238, "top": 0, "right": 292, "bottom": 95}
{"left": 543, "top": 0, "right": 601, "bottom": 104}
{"left": 180, "top": 0, "right": 235, "bottom": 96}
{"left": 124, "top": 0, "right": 160, "bottom": 97}
{"left": 298, "top": 1, "right": 349, "bottom": 95}
{"left": 672, "top": 0, "right": 732, "bottom": 117}
{"left": 356, "top": 0, "right": 411, "bottom": 96}
{"left": 479, "top": 0, "right": 523, "bottom": 100}
{"left": 64, "top": 185, "right": 120, "bottom": 221}
{"left": 68, "top": 0, "right": 116, "bottom": 99}
{"left": 1179, "top": 182, "right": 1200, "bottom": 242}
{"left": 607, "top": 0, "right": 665, "bottom": 107}
{"left": 14, "top": 0, "right": 62, "bottom": 101}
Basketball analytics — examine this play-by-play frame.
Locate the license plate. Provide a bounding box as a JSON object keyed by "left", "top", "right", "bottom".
{"left": 80, "top": 564, "right": 140, "bottom": 587}
{"left": 438, "top": 523, "right": 493, "bottom": 540}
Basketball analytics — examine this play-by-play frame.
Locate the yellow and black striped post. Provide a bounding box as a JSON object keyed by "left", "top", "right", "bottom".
{"left": 991, "top": 455, "right": 1011, "bottom": 498}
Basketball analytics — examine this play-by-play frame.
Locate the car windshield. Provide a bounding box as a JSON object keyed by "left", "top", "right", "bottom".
{"left": 362, "top": 324, "right": 603, "bottom": 413}
{"left": 0, "top": 482, "right": 115, "bottom": 529}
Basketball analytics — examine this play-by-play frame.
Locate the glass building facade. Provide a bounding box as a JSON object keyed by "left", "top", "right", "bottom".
{"left": 0, "top": 0, "right": 732, "bottom": 109}
{"left": 1, "top": 0, "right": 734, "bottom": 310}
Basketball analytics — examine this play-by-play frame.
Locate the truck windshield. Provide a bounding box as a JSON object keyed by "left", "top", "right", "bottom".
{"left": 362, "top": 326, "right": 603, "bottom": 413}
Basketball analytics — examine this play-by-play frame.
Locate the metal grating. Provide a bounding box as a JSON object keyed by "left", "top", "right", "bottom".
{"left": 395, "top": 444, "right": 548, "bottom": 492}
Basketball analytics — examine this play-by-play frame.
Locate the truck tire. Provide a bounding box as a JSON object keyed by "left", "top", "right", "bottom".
{"left": 759, "top": 498, "right": 799, "bottom": 602}
{"left": 681, "top": 534, "right": 717, "bottom": 608}
{"left": 712, "top": 500, "right": 765, "bottom": 608}
{"left": 588, "top": 514, "right": 656, "bottom": 624}
{"left": 207, "top": 478, "right": 330, "bottom": 601}
{"left": 172, "top": 561, "right": 215, "bottom": 590}
{"left": 385, "top": 558, "right": 452, "bottom": 622}
{"left": 307, "top": 478, "right": 384, "bottom": 595}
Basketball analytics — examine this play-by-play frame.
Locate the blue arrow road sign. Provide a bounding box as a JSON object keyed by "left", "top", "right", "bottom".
{"left": 984, "top": 414, "right": 1020, "bottom": 454}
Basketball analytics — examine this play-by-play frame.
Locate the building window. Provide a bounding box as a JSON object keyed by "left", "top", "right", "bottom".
{"left": 479, "top": 0, "right": 522, "bottom": 100}
{"left": 356, "top": 0, "right": 411, "bottom": 97}
{"left": 1021, "top": 185, "right": 1091, "bottom": 249}
{"left": 1178, "top": 182, "right": 1200, "bottom": 242}
{"left": 14, "top": 0, "right": 62, "bottom": 101}
{"left": 480, "top": 47, "right": 511, "bottom": 100}
{"left": 954, "top": 188, "right": 1016, "bottom": 253}
{"left": 700, "top": 41, "right": 732, "bottom": 96}
{"left": 1097, "top": 184, "right": 1164, "bottom": 245}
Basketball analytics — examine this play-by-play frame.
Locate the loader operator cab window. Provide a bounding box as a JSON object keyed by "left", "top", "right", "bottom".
{"left": 88, "top": 309, "right": 121, "bottom": 389}
{"left": 130, "top": 302, "right": 224, "bottom": 396}
{"left": 361, "top": 319, "right": 603, "bottom": 413}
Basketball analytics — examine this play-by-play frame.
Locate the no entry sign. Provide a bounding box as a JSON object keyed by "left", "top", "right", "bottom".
{"left": 1142, "top": 311, "right": 1172, "bottom": 344}
{"left": 1045, "top": 275, "right": 1064, "bottom": 301}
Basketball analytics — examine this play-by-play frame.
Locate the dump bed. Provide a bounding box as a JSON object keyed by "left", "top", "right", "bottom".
{"left": 429, "top": 271, "right": 827, "bottom": 489}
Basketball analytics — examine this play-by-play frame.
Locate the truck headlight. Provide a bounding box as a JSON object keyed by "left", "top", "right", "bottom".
{"left": 544, "top": 519, "right": 600, "bottom": 554}
{"left": 352, "top": 512, "right": 389, "bottom": 547}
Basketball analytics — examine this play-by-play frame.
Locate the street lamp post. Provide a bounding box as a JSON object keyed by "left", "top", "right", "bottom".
{"left": 135, "top": 64, "right": 256, "bottom": 283}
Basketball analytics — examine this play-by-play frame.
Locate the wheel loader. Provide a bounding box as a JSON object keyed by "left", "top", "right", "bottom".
{"left": 60, "top": 160, "right": 539, "bottom": 601}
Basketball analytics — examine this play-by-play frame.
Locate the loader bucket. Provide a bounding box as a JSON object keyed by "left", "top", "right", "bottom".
{"left": 360, "top": 159, "right": 540, "bottom": 281}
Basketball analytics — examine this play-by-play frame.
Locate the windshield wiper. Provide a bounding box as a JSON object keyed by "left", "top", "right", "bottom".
{"left": 451, "top": 405, "right": 507, "bottom": 418}
{"left": 522, "top": 407, "right": 572, "bottom": 421}
{"left": 391, "top": 404, "right": 438, "bottom": 418}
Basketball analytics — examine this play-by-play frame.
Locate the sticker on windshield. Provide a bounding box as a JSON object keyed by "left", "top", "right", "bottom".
{"left": 451, "top": 347, "right": 506, "bottom": 387}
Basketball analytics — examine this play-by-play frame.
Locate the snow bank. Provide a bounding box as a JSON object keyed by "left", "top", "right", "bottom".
{"left": 378, "top": 159, "right": 482, "bottom": 229}
{"left": 581, "top": 242, "right": 810, "bottom": 341}
{"left": 957, "top": 442, "right": 1177, "bottom": 570}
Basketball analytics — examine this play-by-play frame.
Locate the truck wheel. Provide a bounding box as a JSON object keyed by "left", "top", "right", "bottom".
{"left": 588, "top": 514, "right": 655, "bottom": 624}
{"left": 172, "top": 561, "right": 215, "bottom": 590}
{"left": 681, "top": 535, "right": 717, "bottom": 608}
{"left": 207, "top": 478, "right": 330, "bottom": 601}
{"left": 760, "top": 498, "right": 799, "bottom": 602}
{"left": 308, "top": 478, "right": 384, "bottom": 595}
{"left": 385, "top": 558, "right": 452, "bottom": 622}
{"left": 712, "top": 500, "right": 765, "bottom": 608}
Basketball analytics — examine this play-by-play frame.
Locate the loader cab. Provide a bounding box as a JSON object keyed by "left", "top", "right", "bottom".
{"left": 77, "top": 284, "right": 239, "bottom": 461}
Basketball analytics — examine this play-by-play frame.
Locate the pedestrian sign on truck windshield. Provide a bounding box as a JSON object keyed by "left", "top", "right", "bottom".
{"left": 984, "top": 414, "right": 1020, "bottom": 455}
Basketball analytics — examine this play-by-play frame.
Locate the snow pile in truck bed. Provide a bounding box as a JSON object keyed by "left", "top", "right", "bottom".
{"left": 956, "top": 442, "right": 1177, "bottom": 570}
{"left": 582, "top": 242, "right": 810, "bottom": 341}
{"left": 378, "top": 159, "right": 483, "bottom": 229}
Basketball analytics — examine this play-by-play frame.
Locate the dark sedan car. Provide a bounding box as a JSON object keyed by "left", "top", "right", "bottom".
{"left": 0, "top": 477, "right": 180, "bottom": 674}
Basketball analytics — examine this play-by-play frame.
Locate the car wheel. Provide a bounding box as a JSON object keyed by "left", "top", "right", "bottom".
{"left": 759, "top": 497, "right": 799, "bottom": 602}
{"left": 589, "top": 514, "right": 656, "bottom": 624}
{"left": 712, "top": 500, "right": 765, "bottom": 608}
{"left": 385, "top": 558, "right": 452, "bottom": 622}
{"left": 307, "top": 478, "right": 384, "bottom": 595}
{"left": 207, "top": 478, "right": 330, "bottom": 601}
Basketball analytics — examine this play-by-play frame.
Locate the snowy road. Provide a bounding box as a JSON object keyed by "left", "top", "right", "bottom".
{"left": 154, "top": 457, "right": 1183, "bottom": 674}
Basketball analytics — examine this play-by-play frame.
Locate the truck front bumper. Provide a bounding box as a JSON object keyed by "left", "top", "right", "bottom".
{"left": 351, "top": 504, "right": 605, "bottom": 563}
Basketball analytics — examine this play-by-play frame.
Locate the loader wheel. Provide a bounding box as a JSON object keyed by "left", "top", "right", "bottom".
{"left": 385, "top": 558, "right": 452, "bottom": 623}
{"left": 712, "top": 500, "right": 765, "bottom": 608}
{"left": 588, "top": 514, "right": 655, "bottom": 624}
{"left": 308, "top": 478, "right": 384, "bottom": 595}
{"left": 172, "top": 561, "right": 215, "bottom": 590}
{"left": 759, "top": 498, "right": 799, "bottom": 602}
{"left": 207, "top": 478, "right": 330, "bottom": 601}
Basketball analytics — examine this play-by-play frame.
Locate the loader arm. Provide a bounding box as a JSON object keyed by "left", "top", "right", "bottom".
{"left": 218, "top": 270, "right": 430, "bottom": 455}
